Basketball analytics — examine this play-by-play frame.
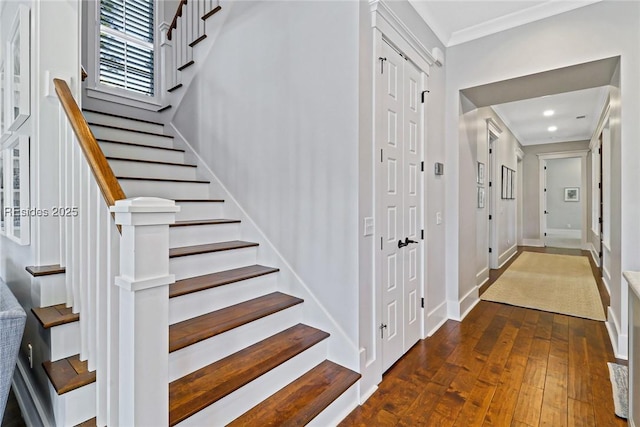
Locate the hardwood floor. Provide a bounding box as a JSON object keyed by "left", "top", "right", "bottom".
{"left": 1, "top": 389, "right": 25, "bottom": 427}
{"left": 341, "top": 247, "right": 625, "bottom": 427}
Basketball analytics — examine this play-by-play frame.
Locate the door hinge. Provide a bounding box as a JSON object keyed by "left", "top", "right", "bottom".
{"left": 489, "top": 182, "right": 492, "bottom": 187}
{"left": 599, "top": 251, "right": 603, "bottom": 258}
{"left": 544, "top": 166, "right": 547, "bottom": 170}
{"left": 489, "top": 148, "right": 492, "bottom": 154}
{"left": 421, "top": 229, "right": 424, "bottom": 240}
{"left": 380, "top": 149, "right": 383, "bottom": 163}
{"left": 379, "top": 57, "right": 387, "bottom": 74}
{"left": 380, "top": 237, "right": 383, "bottom": 250}
{"left": 489, "top": 248, "right": 492, "bottom": 253}
{"left": 598, "top": 182, "right": 601, "bottom": 189}
{"left": 421, "top": 161, "right": 424, "bottom": 172}
{"left": 544, "top": 188, "right": 547, "bottom": 192}
{"left": 421, "top": 298, "right": 424, "bottom": 308}
{"left": 421, "top": 90, "right": 430, "bottom": 103}
{"left": 489, "top": 214, "right": 492, "bottom": 220}
{"left": 599, "top": 217, "right": 603, "bottom": 224}
{"left": 544, "top": 210, "right": 548, "bottom": 214}
{"left": 544, "top": 232, "right": 547, "bottom": 236}
{"left": 599, "top": 148, "right": 602, "bottom": 154}
{"left": 380, "top": 323, "right": 388, "bottom": 339}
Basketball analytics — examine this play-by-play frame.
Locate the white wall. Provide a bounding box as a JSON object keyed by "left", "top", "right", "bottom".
{"left": 546, "top": 157, "right": 582, "bottom": 231}
{"left": 446, "top": 1, "right": 639, "bottom": 358}
{"left": 172, "top": 0, "right": 360, "bottom": 342}
{"left": 1, "top": 0, "right": 81, "bottom": 424}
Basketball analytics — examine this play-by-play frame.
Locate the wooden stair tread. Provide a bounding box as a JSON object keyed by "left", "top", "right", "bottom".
{"left": 82, "top": 109, "right": 164, "bottom": 126}
{"left": 170, "top": 240, "right": 258, "bottom": 258}
{"left": 106, "top": 156, "right": 197, "bottom": 167}
{"left": 169, "top": 324, "right": 329, "bottom": 426}
{"left": 170, "top": 265, "right": 279, "bottom": 298}
{"left": 171, "top": 219, "right": 240, "bottom": 227}
{"left": 25, "top": 264, "right": 65, "bottom": 277}
{"left": 168, "top": 83, "right": 183, "bottom": 93}
{"left": 189, "top": 34, "right": 207, "bottom": 47}
{"left": 170, "top": 292, "right": 303, "bottom": 352}
{"left": 43, "top": 355, "right": 96, "bottom": 395}
{"left": 116, "top": 176, "right": 210, "bottom": 184}
{"left": 202, "top": 5, "right": 222, "bottom": 20}
{"left": 75, "top": 417, "right": 97, "bottom": 427}
{"left": 178, "top": 60, "right": 195, "bottom": 71}
{"left": 97, "top": 139, "right": 185, "bottom": 152}
{"left": 88, "top": 122, "right": 173, "bottom": 138}
{"left": 32, "top": 304, "right": 78, "bottom": 329}
{"left": 229, "top": 360, "right": 361, "bottom": 426}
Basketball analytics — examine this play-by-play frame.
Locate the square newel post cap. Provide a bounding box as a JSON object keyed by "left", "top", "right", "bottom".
{"left": 111, "top": 197, "right": 180, "bottom": 226}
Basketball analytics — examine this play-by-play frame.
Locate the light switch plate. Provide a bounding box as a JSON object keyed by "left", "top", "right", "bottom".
{"left": 364, "top": 217, "right": 374, "bottom": 236}
{"left": 436, "top": 212, "right": 442, "bottom": 225}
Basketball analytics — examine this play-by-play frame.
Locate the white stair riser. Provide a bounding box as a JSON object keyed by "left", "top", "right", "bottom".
{"left": 169, "top": 273, "right": 278, "bottom": 325}
{"left": 169, "top": 305, "right": 302, "bottom": 381}
{"left": 99, "top": 141, "right": 185, "bottom": 164}
{"left": 175, "top": 201, "right": 224, "bottom": 221}
{"left": 50, "top": 322, "right": 80, "bottom": 362}
{"left": 33, "top": 274, "right": 67, "bottom": 307}
{"left": 91, "top": 126, "right": 174, "bottom": 149}
{"left": 170, "top": 223, "right": 241, "bottom": 248}
{"left": 109, "top": 159, "right": 197, "bottom": 181}
{"left": 84, "top": 111, "right": 164, "bottom": 134}
{"left": 307, "top": 382, "right": 359, "bottom": 427}
{"left": 120, "top": 180, "right": 210, "bottom": 199}
{"left": 175, "top": 340, "right": 327, "bottom": 427}
{"left": 49, "top": 382, "right": 96, "bottom": 427}
{"left": 170, "top": 247, "right": 257, "bottom": 280}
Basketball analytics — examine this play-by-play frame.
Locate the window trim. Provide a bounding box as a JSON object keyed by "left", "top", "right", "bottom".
{"left": 87, "top": 0, "right": 161, "bottom": 109}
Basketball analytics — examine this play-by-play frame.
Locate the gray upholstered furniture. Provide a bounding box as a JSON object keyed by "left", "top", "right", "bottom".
{"left": 0, "top": 281, "right": 26, "bottom": 424}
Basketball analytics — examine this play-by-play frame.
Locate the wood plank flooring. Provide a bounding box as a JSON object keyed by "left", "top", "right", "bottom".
{"left": 341, "top": 247, "right": 626, "bottom": 427}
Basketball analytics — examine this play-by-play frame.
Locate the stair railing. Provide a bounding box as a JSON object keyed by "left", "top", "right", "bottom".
{"left": 164, "top": 0, "right": 220, "bottom": 92}
{"left": 55, "top": 79, "right": 177, "bottom": 426}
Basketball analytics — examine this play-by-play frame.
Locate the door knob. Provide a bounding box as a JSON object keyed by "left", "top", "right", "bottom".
{"left": 405, "top": 238, "right": 418, "bottom": 245}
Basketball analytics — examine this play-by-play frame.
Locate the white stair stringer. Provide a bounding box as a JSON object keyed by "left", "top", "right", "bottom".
{"left": 169, "top": 304, "right": 302, "bottom": 381}
{"left": 174, "top": 339, "right": 327, "bottom": 427}
{"left": 169, "top": 273, "right": 277, "bottom": 324}
{"left": 83, "top": 110, "right": 165, "bottom": 134}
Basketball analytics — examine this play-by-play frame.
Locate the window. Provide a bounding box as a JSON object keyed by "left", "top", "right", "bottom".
{"left": 99, "top": 0, "right": 155, "bottom": 96}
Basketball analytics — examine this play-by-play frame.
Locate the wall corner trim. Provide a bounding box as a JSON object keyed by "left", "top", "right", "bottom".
{"left": 369, "top": 0, "right": 438, "bottom": 71}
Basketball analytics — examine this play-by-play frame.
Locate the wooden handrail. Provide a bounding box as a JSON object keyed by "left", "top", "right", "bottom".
{"left": 54, "top": 79, "right": 126, "bottom": 208}
{"left": 167, "top": 0, "right": 188, "bottom": 41}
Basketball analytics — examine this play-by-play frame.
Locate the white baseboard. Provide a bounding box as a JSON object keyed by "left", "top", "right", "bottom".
{"left": 448, "top": 286, "right": 479, "bottom": 322}
{"left": 476, "top": 267, "right": 489, "bottom": 287}
{"left": 425, "top": 300, "right": 448, "bottom": 337}
{"left": 605, "top": 307, "right": 628, "bottom": 360}
{"left": 546, "top": 228, "right": 581, "bottom": 238}
{"left": 588, "top": 243, "right": 600, "bottom": 267}
{"left": 603, "top": 267, "right": 612, "bottom": 296}
{"left": 498, "top": 244, "right": 518, "bottom": 269}
{"left": 522, "top": 238, "right": 544, "bottom": 247}
{"left": 358, "top": 384, "right": 377, "bottom": 405}
{"left": 13, "top": 356, "right": 52, "bottom": 427}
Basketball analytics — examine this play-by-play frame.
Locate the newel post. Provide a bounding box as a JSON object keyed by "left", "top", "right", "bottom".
{"left": 111, "top": 197, "right": 179, "bottom": 426}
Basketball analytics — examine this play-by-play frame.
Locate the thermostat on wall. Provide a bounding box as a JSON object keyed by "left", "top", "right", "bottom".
{"left": 434, "top": 162, "right": 444, "bottom": 175}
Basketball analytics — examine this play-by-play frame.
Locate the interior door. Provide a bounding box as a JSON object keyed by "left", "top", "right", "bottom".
{"left": 379, "top": 40, "right": 422, "bottom": 371}
{"left": 542, "top": 160, "right": 548, "bottom": 246}
{"left": 598, "top": 134, "right": 604, "bottom": 273}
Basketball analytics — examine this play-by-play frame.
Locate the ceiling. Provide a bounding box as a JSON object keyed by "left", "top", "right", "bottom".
{"left": 492, "top": 86, "right": 609, "bottom": 146}
{"left": 408, "top": 0, "right": 602, "bottom": 46}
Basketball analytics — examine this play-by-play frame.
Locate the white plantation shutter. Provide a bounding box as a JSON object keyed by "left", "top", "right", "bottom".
{"left": 99, "top": 0, "right": 155, "bottom": 96}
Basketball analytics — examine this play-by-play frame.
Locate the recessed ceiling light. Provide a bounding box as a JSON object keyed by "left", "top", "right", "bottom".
{"left": 543, "top": 110, "right": 555, "bottom": 117}
{"left": 548, "top": 126, "right": 558, "bottom": 132}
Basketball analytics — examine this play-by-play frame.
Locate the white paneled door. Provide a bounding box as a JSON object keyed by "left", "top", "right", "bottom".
{"left": 379, "top": 40, "right": 423, "bottom": 372}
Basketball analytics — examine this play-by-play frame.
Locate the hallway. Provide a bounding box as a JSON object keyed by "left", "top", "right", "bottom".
{"left": 341, "top": 248, "right": 624, "bottom": 426}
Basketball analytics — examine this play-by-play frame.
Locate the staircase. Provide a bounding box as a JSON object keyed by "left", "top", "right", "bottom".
{"left": 31, "top": 103, "right": 359, "bottom": 425}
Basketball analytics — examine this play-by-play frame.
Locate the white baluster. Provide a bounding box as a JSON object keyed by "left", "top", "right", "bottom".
{"left": 71, "top": 143, "right": 81, "bottom": 314}
{"left": 106, "top": 210, "right": 120, "bottom": 426}
{"left": 87, "top": 176, "right": 98, "bottom": 371}
{"left": 95, "top": 193, "right": 108, "bottom": 426}
{"left": 79, "top": 159, "right": 89, "bottom": 361}
{"left": 112, "top": 198, "right": 178, "bottom": 426}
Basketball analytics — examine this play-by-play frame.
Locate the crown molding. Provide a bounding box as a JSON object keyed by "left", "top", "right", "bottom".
{"left": 448, "top": 0, "right": 602, "bottom": 47}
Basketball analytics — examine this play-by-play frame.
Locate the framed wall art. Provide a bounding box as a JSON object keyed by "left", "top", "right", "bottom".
{"left": 2, "top": 134, "right": 30, "bottom": 244}
{"left": 564, "top": 187, "right": 579, "bottom": 202}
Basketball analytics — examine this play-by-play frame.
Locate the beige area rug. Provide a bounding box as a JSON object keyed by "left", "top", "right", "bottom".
{"left": 481, "top": 252, "right": 606, "bottom": 321}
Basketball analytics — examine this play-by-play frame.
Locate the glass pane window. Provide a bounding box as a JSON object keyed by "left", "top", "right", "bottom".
{"left": 99, "top": 0, "right": 155, "bottom": 96}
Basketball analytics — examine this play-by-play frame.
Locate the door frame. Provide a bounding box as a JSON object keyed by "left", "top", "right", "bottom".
{"left": 537, "top": 150, "right": 589, "bottom": 248}
{"left": 486, "top": 119, "right": 502, "bottom": 269}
